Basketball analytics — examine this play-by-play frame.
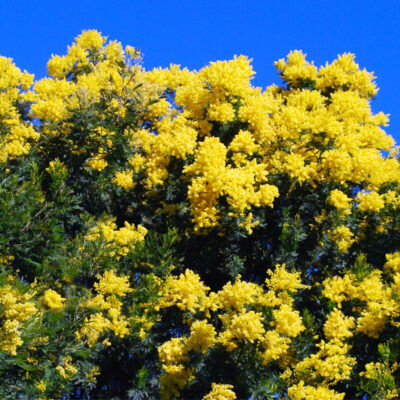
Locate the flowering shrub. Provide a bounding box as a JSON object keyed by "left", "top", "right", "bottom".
{"left": 1, "top": 30, "right": 400, "bottom": 399}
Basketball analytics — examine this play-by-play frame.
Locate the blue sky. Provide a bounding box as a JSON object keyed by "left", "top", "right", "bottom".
{"left": 1, "top": 0, "right": 399, "bottom": 142}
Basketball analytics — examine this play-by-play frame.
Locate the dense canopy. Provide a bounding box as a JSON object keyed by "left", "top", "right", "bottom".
{"left": 1, "top": 30, "right": 400, "bottom": 399}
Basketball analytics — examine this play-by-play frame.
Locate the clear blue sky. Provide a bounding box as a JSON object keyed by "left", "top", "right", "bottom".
{"left": 1, "top": 0, "right": 399, "bottom": 142}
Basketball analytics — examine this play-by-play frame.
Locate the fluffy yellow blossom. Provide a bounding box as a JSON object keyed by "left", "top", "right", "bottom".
{"left": 219, "top": 310, "right": 265, "bottom": 351}
{"left": 357, "top": 309, "right": 387, "bottom": 339}
{"left": 283, "top": 153, "right": 316, "bottom": 184}
{"left": 46, "top": 54, "right": 74, "bottom": 78}
{"left": 260, "top": 330, "right": 291, "bottom": 365}
{"left": 272, "top": 304, "right": 305, "bottom": 337}
{"left": 202, "top": 383, "right": 236, "bottom": 400}
{"left": 183, "top": 137, "right": 227, "bottom": 230}
{"left": 316, "top": 53, "right": 377, "bottom": 98}
{"left": 75, "top": 30, "right": 105, "bottom": 50}
{"left": 35, "top": 380, "right": 47, "bottom": 392}
{"left": 360, "top": 362, "right": 399, "bottom": 399}
{"left": 216, "top": 276, "right": 263, "bottom": 311}
{"left": 75, "top": 313, "right": 112, "bottom": 347}
{"left": 323, "top": 308, "right": 355, "bottom": 340}
{"left": 265, "top": 263, "right": 307, "bottom": 293}
{"left": 275, "top": 50, "right": 317, "bottom": 86}
{"left": 85, "top": 219, "right": 147, "bottom": 258}
{"left": 56, "top": 355, "right": 78, "bottom": 379}
{"left": 43, "top": 289, "right": 66, "bottom": 310}
{"left": 327, "top": 189, "right": 352, "bottom": 214}
{"left": 361, "top": 362, "right": 384, "bottom": 380}
{"left": 76, "top": 270, "right": 133, "bottom": 346}
{"left": 239, "top": 212, "right": 260, "bottom": 234}
{"left": 355, "top": 272, "right": 395, "bottom": 338}
{"left": 207, "top": 102, "right": 235, "bottom": 123}
{"left": 321, "top": 149, "right": 353, "bottom": 185}
{"left": 85, "top": 366, "right": 100, "bottom": 382}
{"left": 158, "top": 337, "right": 189, "bottom": 369}
{"left": 113, "top": 170, "right": 135, "bottom": 190}
{"left": 294, "top": 339, "right": 356, "bottom": 384}
{"left": 128, "top": 153, "right": 146, "bottom": 172}
{"left": 146, "top": 98, "right": 170, "bottom": 119}
{"left": 159, "top": 269, "right": 210, "bottom": 313}
{"left": 94, "top": 270, "right": 132, "bottom": 297}
{"left": 385, "top": 252, "right": 400, "bottom": 274}
{"left": 87, "top": 155, "right": 108, "bottom": 171}
{"left": 159, "top": 365, "right": 194, "bottom": 400}
{"left": 287, "top": 381, "right": 344, "bottom": 400}
{"left": 357, "top": 191, "right": 385, "bottom": 212}
{"left": 322, "top": 274, "right": 357, "bottom": 306}
{"left": 76, "top": 303, "right": 130, "bottom": 346}
{"left": 158, "top": 337, "right": 194, "bottom": 400}
{"left": 228, "top": 130, "right": 259, "bottom": 154}
{"left": 0, "top": 284, "right": 37, "bottom": 355}
{"left": 187, "top": 320, "right": 216, "bottom": 353}
{"left": 329, "top": 225, "right": 354, "bottom": 253}
{"left": 357, "top": 270, "right": 387, "bottom": 303}
{"left": 198, "top": 55, "right": 255, "bottom": 98}
{"left": 0, "top": 57, "right": 38, "bottom": 164}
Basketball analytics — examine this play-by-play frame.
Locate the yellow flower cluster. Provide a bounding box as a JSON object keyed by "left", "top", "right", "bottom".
{"left": 327, "top": 189, "right": 352, "bottom": 215}
{"left": 113, "top": 170, "right": 135, "bottom": 190}
{"left": 294, "top": 338, "right": 356, "bottom": 385}
{"left": 76, "top": 270, "right": 132, "bottom": 346}
{"left": 26, "top": 30, "right": 160, "bottom": 134}
{"left": 272, "top": 304, "right": 305, "bottom": 337}
{"left": 35, "top": 380, "right": 47, "bottom": 392}
{"left": 3, "top": 30, "right": 400, "bottom": 399}
{"left": 84, "top": 365, "right": 101, "bottom": 382}
{"left": 42, "top": 289, "right": 66, "bottom": 310}
{"left": 159, "top": 320, "right": 216, "bottom": 375}
{"left": 85, "top": 218, "right": 147, "bottom": 258}
{"left": 357, "top": 190, "right": 385, "bottom": 212}
{"left": 158, "top": 320, "right": 217, "bottom": 399}
{"left": 0, "top": 283, "right": 37, "bottom": 355}
{"left": 46, "top": 30, "right": 104, "bottom": 79}
{"left": 323, "top": 269, "right": 399, "bottom": 339}
{"left": 159, "top": 269, "right": 210, "bottom": 313}
{"left": 265, "top": 263, "right": 307, "bottom": 294}
{"left": 219, "top": 310, "right": 265, "bottom": 351}
{"left": 385, "top": 252, "right": 400, "bottom": 274}
{"left": 0, "top": 57, "right": 37, "bottom": 163}
{"left": 56, "top": 355, "right": 78, "bottom": 379}
{"left": 323, "top": 308, "right": 355, "bottom": 340}
{"left": 329, "top": 225, "right": 354, "bottom": 253}
{"left": 322, "top": 274, "right": 357, "bottom": 305}
{"left": 157, "top": 264, "right": 308, "bottom": 397}
{"left": 127, "top": 49, "right": 399, "bottom": 235}
{"left": 275, "top": 50, "right": 317, "bottom": 86}
{"left": 360, "top": 361, "right": 399, "bottom": 399}
{"left": 276, "top": 50, "right": 378, "bottom": 98}
{"left": 202, "top": 383, "right": 236, "bottom": 400}
{"left": 93, "top": 270, "right": 133, "bottom": 296}
{"left": 287, "top": 381, "right": 344, "bottom": 400}
{"left": 158, "top": 337, "right": 193, "bottom": 400}
{"left": 261, "top": 330, "right": 291, "bottom": 366}
{"left": 87, "top": 154, "right": 108, "bottom": 171}
{"left": 182, "top": 136, "right": 279, "bottom": 231}
{"left": 214, "top": 275, "right": 264, "bottom": 311}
